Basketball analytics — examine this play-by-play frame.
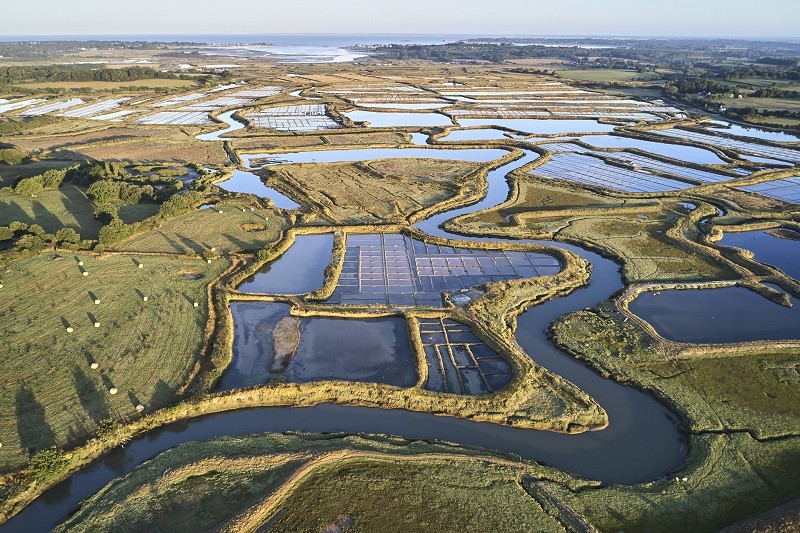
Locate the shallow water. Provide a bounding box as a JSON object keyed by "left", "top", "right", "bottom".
{"left": 238, "top": 234, "right": 333, "bottom": 294}
{"left": 195, "top": 110, "right": 245, "bottom": 141}
{"left": 286, "top": 317, "right": 416, "bottom": 386}
{"left": 629, "top": 287, "right": 800, "bottom": 344}
{"left": 578, "top": 135, "right": 726, "bottom": 165}
{"left": 438, "top": 128, "right": 512, "bottom": 141}
{"left": 343, "top": 110, "right": 454, "bottom": 127}
{"left": 457, "top": 118, "right": 616, "bottom": 135}
{"left": 214, "top": 169, "right": 300, "bottom": 209}
{"left": 358, "top": 103, "right": 452, "bottom": 110}
{"left": 719, "top": 229, "right": 800, "bottom": 280}
{"left": 707, "top": 122, "right": 800, "bottom": 143}
{"left": 242, "top": 146, "right": 508, "bottom": 166}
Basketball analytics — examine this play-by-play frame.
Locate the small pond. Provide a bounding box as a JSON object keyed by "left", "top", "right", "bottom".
{"left": 578, "top": 135, "right": 726, "bottom": 165}
{"left": 439, "top": 128, "right": 513, "bottom": 142}
{"left": 719, "top": 229, "right": 800, "bottom": 280}
{"left": 215, "top": 169, "right": 300, "bottom": 209}
{"left": 629, "top": 286, "right": 800, "bottom": 344}
{"left": 457, "top": 118, "right": 616, "bottom": 135}
{"left": 238, "top": 233, "right": 333, "bottom": 294}
{"left": 343, "top": 110, "right": 454, "bottom": 128}
{"left": 221, "top": 302, "right": 416, "bottom": 390}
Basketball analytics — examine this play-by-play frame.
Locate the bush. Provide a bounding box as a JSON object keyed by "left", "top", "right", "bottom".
{"left": 14, "top": 177, "right": 43, "bottom": 197}
{"left": 55, "top": 227, "right": 80, "bottom": 245}
{"left": 98, "top": 218, "right": 132, "bottom": 246}
{"left": 28, "top": 446, "right": 68, "bottom": 483}
{"left": 0, "top": 145, "right": 29, "bottom": 165}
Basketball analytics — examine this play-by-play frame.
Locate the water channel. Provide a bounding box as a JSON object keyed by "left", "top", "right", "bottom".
{"left": 3, "top": 121, "right": 690, "bottom": 532}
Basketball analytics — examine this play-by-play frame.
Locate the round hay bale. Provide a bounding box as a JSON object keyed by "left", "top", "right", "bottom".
{"left": 78, "top": 261, "right": 84, "bottom": 266}
{"left": 94, "top": 299, "right": 100, "bottom": 305}
{"left": 142, "top": 296, "right": 148, "bottom": 302}
{"left": 0, "top": 283, "right": 3, "bottom": 289}
{"left": 94, "top": 322, "right": 100, "bottom": 328}
{"left": 135, "top": 404, "right": 145, "bottom": 412}
{"left": 109, "top": 387, "right": 118, "bottom": 395}
{"left": 66, "top": 326, "right": 74, "bottom": 333}
{"left": 193, "top": 301, "right": 199, "bottom": 308}
{"left": 82, "top": 271, "right": 89, "bottom": 277}
{"left": 90, "top": 362, "right": 99, "bottom": 370}
{"left": 206, "top": 259, "right": 212, "bottom": 264}
{"left": 210, "top": 247, "right": 216, "bottom": 252}
{"left": 138, "top": 263, "right": 143, "bottom": 269}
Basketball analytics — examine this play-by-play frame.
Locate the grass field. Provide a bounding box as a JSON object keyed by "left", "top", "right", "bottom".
{"left": 12, "top": 79, "right": 197, "bottom": 90}
{"left": 0, "top": 183, "right": 157, "bottom": 239}
{"left": 267, "top": 158, "right": 489, "bottom": 224}
{"left": 113, "top": 204, "right": 288, "bottom": 254}
{"left": 557, "top": 215, "right": 733, "bottom": 283}
{"left": 54, "top": 433, "right": 568, "bottom": 533}
{"left": 556, "top": 69, "right": 665, "bottom": 83}
{"left": 0, "top": 252, "right": 229, "bottom": 471}
{"left": 0, "top": 160, "right": 74, "bottom": 189}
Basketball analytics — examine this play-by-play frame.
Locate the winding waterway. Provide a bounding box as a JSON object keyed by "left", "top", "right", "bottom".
{"left": 2, "top": 125, "right": 687, "bottom": 532}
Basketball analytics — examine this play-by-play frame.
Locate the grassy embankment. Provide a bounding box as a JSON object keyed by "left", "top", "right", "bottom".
{"left": 53, "top": 433, "right": 582, "bottom": 533}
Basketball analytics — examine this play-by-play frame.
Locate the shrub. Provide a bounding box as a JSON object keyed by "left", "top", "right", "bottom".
{"left": 98, "top": 218, "right": 132, "bottom": 246}
{"left": 55, "top": 227, "right": 80, "bottom": 245}
{"left": 14, "top": 177, "right": 43, "bottom": 197}
{"left": 28, "top": 446, "right": 68, "bottom": 483}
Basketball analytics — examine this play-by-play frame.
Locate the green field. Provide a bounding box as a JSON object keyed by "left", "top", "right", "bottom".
{"left": 556, "top": 69, "right": 665, "bottom": 82}
{"left": 0, "top": 183, "right": 158, "bottom": 239}
{"left": 0, "top": 252, "right": 229, "bottom": 471}
{"left": 54, "top": 433, "right": 570, "bottom": 533}
{"left": 113, "top": 203, "right": 288, "bottom": 254}
{"left": 0, "top": 160, "right": 74, "bottom": 189}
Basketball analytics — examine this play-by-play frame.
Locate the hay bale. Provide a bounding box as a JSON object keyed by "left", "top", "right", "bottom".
{"left": 206, "top": 259, "right": 212, "bottom": 264}
{"left": 193, "top": 301, "right": 199, "bottom": 308}
{"left": 138, "top": 263, "right": 143, "bottom": 269}
{"left": 82, "top": 271, "right": 89, "bottom": 277}
{"left": 78, "top": 260, "right": 84, "bottom": 266}
{"left": 94, "top": 322, "right": 100, "bottom": 328}
{"left": 0, "top": 282, "right": 3, "bottom": 289}
{"left": 142, "top": 296, "right": 148, "bottom": 302}
{"left": 109, "top": 387, "right": 118, "bottom": 395}
{"left": 66, "top": 326, "right": 74, "bottom": 333}
{"left": 94, "top": 299, "right": 100, "bottom": 305}
{"left": 135, "top": 404, "right": 145, "bottom": 412}
{"left": 90, "top": 362, "right": 99, "bottom": 370}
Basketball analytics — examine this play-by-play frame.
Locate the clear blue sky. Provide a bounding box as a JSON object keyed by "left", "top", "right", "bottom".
{"left": 1, "top": 0, "right": 798, "bottom": 39}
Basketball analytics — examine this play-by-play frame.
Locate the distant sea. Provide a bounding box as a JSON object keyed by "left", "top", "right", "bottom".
{"left": 0, "top": 34, "right": 479, "bottom": 45}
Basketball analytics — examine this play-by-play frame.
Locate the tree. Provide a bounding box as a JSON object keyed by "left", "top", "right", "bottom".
{"left": 98, "top": 218, "right": 132, "bottom": 247}
{"left": 86, "top": 179, "right": 120, "bottom": 204}
{"left": 55, "top": 227, "right": 80, "bottom": 245}
{"left": 14, "top": 177, "right": 43, "bottom": 197}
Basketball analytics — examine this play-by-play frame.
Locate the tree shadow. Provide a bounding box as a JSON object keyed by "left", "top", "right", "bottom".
{"left": 15, "top": 383, "right": 57, "bottom": 456}
{"left": 71, "top": 365, "right": 110, "bottom": 424}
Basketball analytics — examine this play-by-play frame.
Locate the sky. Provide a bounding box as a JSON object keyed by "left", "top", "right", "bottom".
{"left": 1, "top": 0, "right": 798, "bottom": 39}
